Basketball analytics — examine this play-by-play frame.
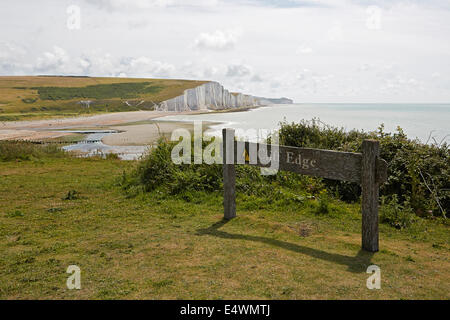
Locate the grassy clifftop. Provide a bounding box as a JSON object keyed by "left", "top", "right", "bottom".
{"left": 0, "top": 141, "right": 448, "bottom": 299}
{"left": 0, "top": 76, "right": 207, "bottom": 120}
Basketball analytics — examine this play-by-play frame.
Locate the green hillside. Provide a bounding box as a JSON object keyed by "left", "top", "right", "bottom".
{"left": 0, "top": 76, "right": 208, "bottom": 121}
{"left": 0, "top": 140, "right": 448, "bottom": 299}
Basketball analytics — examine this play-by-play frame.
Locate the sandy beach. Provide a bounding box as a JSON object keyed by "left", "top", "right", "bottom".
{"left": 103, "top": 121, "right": 200, "bottom": 146}
{"left": 0, "top": 110, "right": 207, "bottom": 145}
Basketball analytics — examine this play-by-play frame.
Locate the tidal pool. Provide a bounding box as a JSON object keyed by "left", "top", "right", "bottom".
{"left": 62, "top": 130, "right": 149, "bottom": 160}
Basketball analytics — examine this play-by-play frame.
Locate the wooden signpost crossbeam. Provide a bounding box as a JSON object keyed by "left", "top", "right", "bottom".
{"left": 222, "top": 128, "right": 388, "bottom": 252}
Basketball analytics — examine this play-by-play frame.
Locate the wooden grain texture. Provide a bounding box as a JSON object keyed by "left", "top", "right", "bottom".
{"left": 376, "top": 158, "right": 388, "bottom": 184}
{"left": 223, "top": 129, "right": 236, "bottom": 220}
{"left": 223, "top": 134, "right": 387, "bottom": 252}
{"left": 361, "top": 140, "right": 380, "bottom": 252}
{"left": 234, "top": 141, "right": 362, "bottom": 183}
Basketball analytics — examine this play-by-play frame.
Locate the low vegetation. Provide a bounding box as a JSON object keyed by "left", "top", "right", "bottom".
{"left": 278, "top": 120, "right": 449, "bottom": 219}
{"left": 1, "top": 142, "right": 448, "bottom": 299}
{"left": 31, "top": 82, "right": 162, "bottom": 100}
{"left": 124, "top": 121, "right": 449, "bottom": 226}
{"left": 0, "top": 76, "right": 207, "bottom": 120}
{"left": 0, "top": 141, "right": 66, "bottom": 162}
{"left": 0, "top": 121, "right": 448, "bottom": 299}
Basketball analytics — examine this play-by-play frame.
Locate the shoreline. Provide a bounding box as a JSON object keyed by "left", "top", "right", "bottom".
{"left": 0, "top": 106, "right": 259, "bottom": 146}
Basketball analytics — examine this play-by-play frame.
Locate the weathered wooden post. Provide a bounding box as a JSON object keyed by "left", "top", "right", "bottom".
{"left": 219, "top": 129, "right": 387, "bottom": 252}
{"left": 223, "top": 128, "right": 236, "bottom": 220}
{"left": 361, "top": 140, "right": 380, "bottom": 252}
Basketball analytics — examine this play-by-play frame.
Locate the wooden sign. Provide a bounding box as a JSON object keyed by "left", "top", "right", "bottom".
{"left": 222, "top": 128, "right": 388, "bottom": 253}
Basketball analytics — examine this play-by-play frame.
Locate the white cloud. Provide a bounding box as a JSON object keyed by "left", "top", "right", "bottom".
{"left": 251, "top": 74, "right": 264, "bottom": 82}
{"left": 194, "top": 30, "right": 241, "bottom": 51}
{"left": 328, "top": 21, "right": 343, "bottom": 41}
{"left": 7, "top": 46, "right": 178, "bottom": 78}
{"left": 1, "top": 0, "right": 450, "bottom": 102}
{"left": 35, "top": 46, "right": 70, "bottom": 73}
{"left": 432, "top": 72, "right": 441, "bottom": 79}
{"left": 203, "top": 66, "right": 219, "bottom": 78}
{"left": 296, "top": 46, "right": 313, "bottom": 54}
{"left": 85, "top": 0, "right": 219, "bottom": 11}
{"left": 123, "top": 56, "right": 176, "bottom": 77}
{"left": 379, "top": 74, "right": 423, "bottom": 94}
{"left": 0, "top": 42, "right": 30, "bottom": 75}
{"left": 226, "top": 64, "right": 252, "bottom": 78}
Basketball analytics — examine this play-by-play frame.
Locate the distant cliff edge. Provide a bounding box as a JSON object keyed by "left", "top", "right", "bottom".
{"left": 157, "top": 81, "right": 293, "bottom": 112}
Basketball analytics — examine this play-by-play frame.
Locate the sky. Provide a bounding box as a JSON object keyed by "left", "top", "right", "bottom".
{"left": 1, "top": 0, "right": 450, "bottom": 103}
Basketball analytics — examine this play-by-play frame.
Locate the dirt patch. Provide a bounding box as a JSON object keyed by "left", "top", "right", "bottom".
{"left": 288, "top": 222, "right": 315, "bottom": 237}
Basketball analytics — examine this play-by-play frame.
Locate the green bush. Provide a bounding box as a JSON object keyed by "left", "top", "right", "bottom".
{"left": 0, "top": 141, "right": 66, "bottom": 161}
{"left": 279, "top": 120, "right": 449, "bottom": 218}
{"left": 31, "top": 82, "right": 162, "bottom": 101}
{"left": 125, "top": 139, "right": 226, "bottom": 195}
{"left": 21, "top": 98, "right": 37, "bottom": 104}
{"left": 122, "top": 139, "right": 313, "bottom": 208}
{"left": 380, "top": 195, "right": 417, "bottom": 229}
{"left": 124, "top": 120, "right": 448, "bottom": 225}
{"left": 315, "top": 196, "right": 330, "bottom": 215}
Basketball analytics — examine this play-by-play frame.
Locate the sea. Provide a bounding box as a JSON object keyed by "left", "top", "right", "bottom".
{"left": 156, "top": 103, "right": 450, "bottom": 144}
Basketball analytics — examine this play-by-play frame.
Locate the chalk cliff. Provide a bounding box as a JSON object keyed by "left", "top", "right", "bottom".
{"left": 256, "top": 97, "right": 294, "bottom": 105}
{"left": 157, "top": 81, "right": 292, "bottom": 112}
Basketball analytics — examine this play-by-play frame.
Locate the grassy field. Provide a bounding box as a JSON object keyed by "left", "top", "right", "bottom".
{"left": 0, "top": 76, "right": 207, "bottom": 121}
{"left": 0, "top": 152, "right": 448, "bottom": 299}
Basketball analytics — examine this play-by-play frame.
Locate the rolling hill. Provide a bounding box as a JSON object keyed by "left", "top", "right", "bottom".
{"left": 0, "top": 76, "right": 208, "bottom": 121}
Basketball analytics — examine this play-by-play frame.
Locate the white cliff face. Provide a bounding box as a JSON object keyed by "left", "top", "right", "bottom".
{"left": 157, "top": 81, "right": 264, "bottom": 112}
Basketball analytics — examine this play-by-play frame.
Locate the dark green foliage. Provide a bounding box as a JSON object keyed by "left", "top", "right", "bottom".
{"left": 279, "top": 120, "right": 449, "bottom": 218}
{"left": 21, "top": 98, "right": 37, "bottom": 104}
{"left": 315, "top": 196, "right": 330, "bottom": 215}
{"left": 122, "top": 139, "right": 316, "bottom": 209}
{"left": 278, "top": 118, "right": 367, "bottom": 152}
{"left": 125, "top": 119, "right": 448, "bottom": 226}
{"left": 0, "top": 141, "right": 65, "bottom": 161}
{"left": 31, "top": 82, "right": 162, "bottom": 100}
{"left": 7, "top": 210, "right": 24, "bottom": 218}
{"left": 127, "top": 139, "right": 223, "bottom": 195}
{"left": 380, "top": 195, "right": 417, "bottom": 229}
{"left": 63, "top": 190, "right": 80, "bottom": 201}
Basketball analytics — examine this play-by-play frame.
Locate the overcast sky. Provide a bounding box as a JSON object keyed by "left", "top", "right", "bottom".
{"left": 1, "top": 0, "right": 450, "bottom": 102}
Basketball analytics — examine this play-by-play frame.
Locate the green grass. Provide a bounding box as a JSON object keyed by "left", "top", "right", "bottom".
{"left": 0, "top": 76, "right": 208, "bottom": 120}
{"left": 0, "top": 141, "right": 66, "bottom": 161}
{"left": 0, "top": 154, "right": 448, "bottom": 299}
{"left": 30, "top": 82, "right": 163, "bottom": 100}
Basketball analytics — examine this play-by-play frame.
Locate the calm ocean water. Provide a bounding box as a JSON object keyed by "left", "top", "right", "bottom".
{"left": 157, "top": 103, "right": 450, "bottom": 144}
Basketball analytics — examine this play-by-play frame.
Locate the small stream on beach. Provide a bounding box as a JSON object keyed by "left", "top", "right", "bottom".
{"left": 59, "top": 103, "right": 450, "bottom": 160}
{"left": 62, "top": 130, "right": 149, "bottom": 160}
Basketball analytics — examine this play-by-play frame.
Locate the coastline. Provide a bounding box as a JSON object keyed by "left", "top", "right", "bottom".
{"left": 103, "top": 120, "right": 220, "bottom": 146}
{"left": 0, "top": 106, "right": 258, "bottom": 146}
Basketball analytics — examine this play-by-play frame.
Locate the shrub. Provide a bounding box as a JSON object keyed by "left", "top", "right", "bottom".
{"left": 278, "top": 120, "right": 449, "bottom": 218}
{"left": 63, "top": 190, "right": 80, "bottom": 201}
{"left": 126, "top": 139, "right": 225, "bottom": 195}
{"left": 315, "top": 196, "right": 330, "bottom": 215}
{"left": 21, "top": 98, "right": 37, "bottom": 104}
{"left": 31, "top": 82, "right": 162, "bottom": 101}
{"left": 125, "top": 120, "right": 448, "bottom": 223}
{"left": 0, "top": 141, "right": 65, "bottom": 161}
{"left": 380, "top": 195, "right": 417, "bottom": 229}
{"left": 123, "top": 139, "right": 312, "bottom": 207}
